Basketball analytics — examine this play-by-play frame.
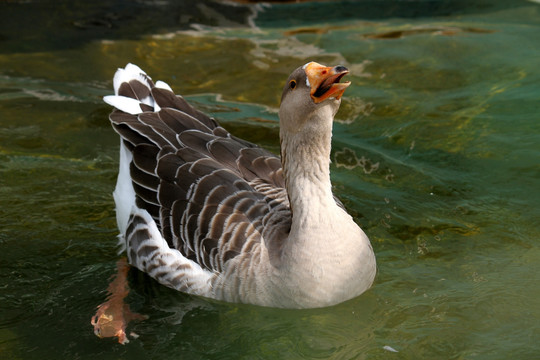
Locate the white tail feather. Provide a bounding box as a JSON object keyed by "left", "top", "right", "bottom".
{"left": 105, "top": 63, "right": 161, "bottom": 114}
{"left": 103, "top": 95, "right": 145, "bottom": 115}
{"left": 113, "top": 63, "right": 149, "bottom": 95}
{"left": 113, "top": 141, "right": 136, "bottom": 235}
{"left": 155, "top": 80, "right": 173, "bottom": 91}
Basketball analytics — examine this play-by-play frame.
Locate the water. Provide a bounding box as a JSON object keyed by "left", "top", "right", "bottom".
{"left": 1, "top": 1, "right": 539, "bottom": 358}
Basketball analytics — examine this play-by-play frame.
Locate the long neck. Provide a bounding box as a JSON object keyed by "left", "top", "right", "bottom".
{"left": 280, "top": 111, "right": 338, "bottom": 228}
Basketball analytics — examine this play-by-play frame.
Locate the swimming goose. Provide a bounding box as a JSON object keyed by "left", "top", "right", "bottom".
{"left": 104, "top": 62, "right": 376, "bottom": 309}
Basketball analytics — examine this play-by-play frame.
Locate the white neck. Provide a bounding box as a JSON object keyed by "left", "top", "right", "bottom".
{"left": 274, "top": 105, "right": 376, "bottom": 307}
{"left": 280, "top": 107, "right": 339, "bottom": 229}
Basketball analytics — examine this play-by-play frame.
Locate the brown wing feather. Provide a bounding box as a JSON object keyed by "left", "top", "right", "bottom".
{"left": 109, "top": 79, "right": 292, "bottom": 273}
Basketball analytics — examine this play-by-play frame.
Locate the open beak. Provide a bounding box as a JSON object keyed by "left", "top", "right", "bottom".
{"left": 305, "top": 62, "right": 351, "bottom": 104}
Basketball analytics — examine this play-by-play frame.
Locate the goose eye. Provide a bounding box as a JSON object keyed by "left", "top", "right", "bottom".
{"left": 289, "top": 80, "right": 297, "bottom": 90}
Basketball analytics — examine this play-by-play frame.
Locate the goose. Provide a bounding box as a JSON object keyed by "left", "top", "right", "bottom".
{"left": 103, "top": 62, "right": 376, "bottom": 309}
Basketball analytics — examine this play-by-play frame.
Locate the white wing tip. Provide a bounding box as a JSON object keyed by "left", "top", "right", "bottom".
{"left": 124, "top": 63, "right": 146, "bottom": 75}
{"left": 112, "top": 63, "right": 153, "bottom": 96}
{"left": 155, "top": 80, "right": 173, "bottom": 91}
{"left": 106, "top": 64, "right": 175, "bottom": 113}
{"left": 104, "top": 95, "right": 144, "bottom": 115}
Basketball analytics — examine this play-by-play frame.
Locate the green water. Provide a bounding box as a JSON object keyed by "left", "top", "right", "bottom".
{"left": 1, "top": 1, "right": 539, "bottom": 359}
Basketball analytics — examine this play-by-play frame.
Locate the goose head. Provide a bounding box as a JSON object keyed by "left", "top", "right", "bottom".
{"left": 279, "top": 61, "right": 350, "bottom": 135}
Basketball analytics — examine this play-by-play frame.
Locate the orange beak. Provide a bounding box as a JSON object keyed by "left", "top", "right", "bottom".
{"left": 304, "top": 62, "right": 351, "bottom": 104}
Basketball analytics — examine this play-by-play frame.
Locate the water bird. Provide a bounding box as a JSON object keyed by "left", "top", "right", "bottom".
{"left": 103, "top": 62, "right": 376, "bottom": 308}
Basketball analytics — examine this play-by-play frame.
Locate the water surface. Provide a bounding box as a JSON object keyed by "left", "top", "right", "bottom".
{"left": 1, "top": 1, "right": 539, "bottom": 359}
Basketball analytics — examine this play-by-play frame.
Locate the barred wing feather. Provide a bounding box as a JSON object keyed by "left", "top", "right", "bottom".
{"left": 107, "top": 64, "right": 290, "bottom": 279}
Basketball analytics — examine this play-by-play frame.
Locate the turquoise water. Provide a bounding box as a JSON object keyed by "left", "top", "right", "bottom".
{"left": 1, "top": 1, "right": 539, "bottom": 358}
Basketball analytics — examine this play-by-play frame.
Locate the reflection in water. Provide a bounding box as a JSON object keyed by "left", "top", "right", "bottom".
{"left": 363, "top": 25, "right": 495, "bottom": 39}
{"left": 92, "top": 258, "right": 147, "bottom": 344}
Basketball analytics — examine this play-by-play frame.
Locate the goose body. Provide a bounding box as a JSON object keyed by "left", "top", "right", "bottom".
{"left": 104, "top": 63, "right": 376, "bottom": 308}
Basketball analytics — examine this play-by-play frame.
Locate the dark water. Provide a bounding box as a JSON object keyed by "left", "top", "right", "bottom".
{"left": 1, "top": 1, "right": 539, "bottom": 359}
